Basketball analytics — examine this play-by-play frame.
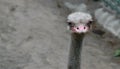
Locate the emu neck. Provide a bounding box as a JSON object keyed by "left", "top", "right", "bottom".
{"left": 68, "top": 33, "right": 85, "bottom": 69}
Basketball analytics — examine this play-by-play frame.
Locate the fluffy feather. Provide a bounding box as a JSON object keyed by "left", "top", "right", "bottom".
{"left": 67, "top": 12, "right": 92, "bottom": 24}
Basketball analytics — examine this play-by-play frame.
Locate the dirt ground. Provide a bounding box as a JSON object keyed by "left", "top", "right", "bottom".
{"left": 0, "top": 0, "right": 120, "bottom": 69}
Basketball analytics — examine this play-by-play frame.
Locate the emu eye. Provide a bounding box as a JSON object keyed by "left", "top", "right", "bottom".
{"left": 88, "top": 21, "right": 93, "bottom": 24}
{"left": 67, "top": 22, "right": 75, "bottom": 27}
{"left": 87, "top": 21, "right": 93, "bottom": 26}
{"left": 67, "top": 22, "right": 72, "bottom": 25}
{"left": 89, "top": 21, "right": 93, "bottom": 23}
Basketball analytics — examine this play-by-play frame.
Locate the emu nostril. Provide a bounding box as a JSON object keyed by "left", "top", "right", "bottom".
{"left": 84, "top": 27, "right": 86, "bottom": 29}
{"left": 77, "top": 27, "right": 79, "bottom": 29}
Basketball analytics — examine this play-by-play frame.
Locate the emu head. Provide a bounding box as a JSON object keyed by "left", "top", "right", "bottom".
{"left": 67, "top": 12, "right": 93, "bottom": 33}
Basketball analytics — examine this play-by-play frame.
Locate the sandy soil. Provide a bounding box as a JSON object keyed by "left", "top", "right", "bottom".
{"left": 0, "top": 0, "right": 120, "bottom": 69}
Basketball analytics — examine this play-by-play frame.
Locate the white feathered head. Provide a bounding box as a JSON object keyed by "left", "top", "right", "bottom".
{"left": 67, "top": 12, "right": 93, "bottom": 33}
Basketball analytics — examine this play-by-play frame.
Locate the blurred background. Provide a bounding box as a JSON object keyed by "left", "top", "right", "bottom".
{"left": 0, "top": 0, "right": 120, "bottom": 69}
